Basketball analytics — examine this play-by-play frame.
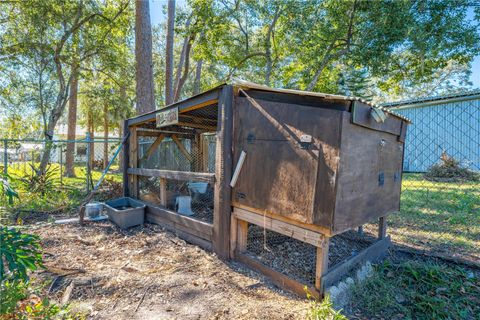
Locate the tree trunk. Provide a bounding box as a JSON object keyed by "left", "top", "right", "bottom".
{"left": 65, "top": 65, "right": 78, "bottom": 177}
{"left": 165, "top": 0, "right": 176, "bottom": 106}
{"left": 103, "top": 103, "right": 109, "bottom": 170}
{"left": 265, "top": 8, "right": 280, "bottom": 87}
{"left": 135, "top": 0, "right": 155, "bottom": 115}
{"left": 173, "top": 34, "right": 194, "bottom": 102}
{"left": 193, "top": 59, "right": 203, "bottom": 95}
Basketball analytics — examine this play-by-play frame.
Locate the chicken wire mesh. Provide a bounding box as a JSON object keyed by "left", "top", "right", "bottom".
{"left": 134, "top": 104, "right": 218, "bottom": 224}
{"left": 245, "top": 222, "right": 378, "bottom": 286}
{"left": 137, "top": 133, "right": 216, "bottom": 173}
{"left": 138, "top": 176, "right": 214, "bottom": 224}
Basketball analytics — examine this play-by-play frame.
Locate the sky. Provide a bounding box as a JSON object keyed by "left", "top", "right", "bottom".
{"left": 148, "top": 1, "right": 480, "bottom": 88}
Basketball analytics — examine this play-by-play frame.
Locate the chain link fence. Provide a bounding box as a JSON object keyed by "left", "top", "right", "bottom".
{"left": 1, "top": 135, "right": 124, "bottom": 222}
{"left": 387, "top": 96, "right": 480, "bottom": 264}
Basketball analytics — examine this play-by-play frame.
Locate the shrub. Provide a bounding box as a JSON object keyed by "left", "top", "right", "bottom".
{"left": 0, "top": 227, "right": 44, "bottom": 282}
{"left": 424, "top": 151, "right": 479, "bottom": 182}
{"left": 0, "top": 173, "right": 19, "bottom": 205}
{"left": 18, "top": 163, "right": 60, "bottom": 196}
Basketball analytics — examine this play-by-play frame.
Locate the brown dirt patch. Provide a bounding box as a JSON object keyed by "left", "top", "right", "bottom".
{"left": 31, "top": 222, "right": 308, "bottom": 319}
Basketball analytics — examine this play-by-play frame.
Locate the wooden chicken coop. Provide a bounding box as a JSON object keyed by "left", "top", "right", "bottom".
{"left": 123, "top": 80, "right": 409, "bottom": 296}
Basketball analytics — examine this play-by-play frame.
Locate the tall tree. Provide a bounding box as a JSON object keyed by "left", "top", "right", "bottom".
{"left": 0, "top": 0, "right": 130, "bottom": 175}
{"left": 165, "top": 0, "right": 176, "bottom": 105}
{"left": 65, "top": 60, "right": 79, "bottom": 177}
{"left": 135, "top": 0, "right": 155, "bottom": 115}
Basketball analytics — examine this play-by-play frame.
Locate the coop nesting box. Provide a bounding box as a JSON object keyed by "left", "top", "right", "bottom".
{"left": 231, "top": 85, "right": 409, "bottom": 234}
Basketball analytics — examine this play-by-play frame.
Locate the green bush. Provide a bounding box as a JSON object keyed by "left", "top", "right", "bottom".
{"left": 18, "top": 163, "right": 60, "bottom": 196}
{"left": 0, "top": 226, "right": 44, "bottom": 282}
{"left": 0, "top": 173, "right": 19, "bottom": 205}
{"left": 0, "top": 228, "right": 84, "bottom": 319}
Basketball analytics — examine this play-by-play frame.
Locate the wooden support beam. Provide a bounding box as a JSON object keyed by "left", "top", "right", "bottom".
{"left": 230, "top": 215, "right": 238, "bottom": 259}
{"left": 233, "top": 207, "right": 325, "bottom": 247}
{"left": 213, "top": 85, "right": 234, "bottom": 259}
{"left": 171, "top": 135, "right": 194, "bottom": 162}
{"left": 127, "top": 168, "right": 215, "bottom": 183}
{"left": 315, "top": 238, "right": 330, "bottom": 292}
{"left": 237, "top": 219, "right": 249, "bottom": 254}
{"left": 159, "top": 178, "right": 167, "bottom": 206}
{"left": 202, "top": 135, "right": 209, "bottom": 172}
{"left": 236, "top": 253, "right": 320, "bottom": 299}
{"left": 128, "top": 126, "right": 138, "bottom": 198}
{"left": 378, "top": 216, "right": 387, "bottom": 239}
{"left": 144, "top": 203, "right": 214, "bottom": 241}
{"left": 232, "top": 202, "right": 332, "bottom": 236}
{"left": 127, "top": 88, "right": 220, "bottom": 126}
{"left": 140, "top": 134, "right": 165, "bottom": 162}
{"left": 123, "top": 119, "right": 130, "bottom": 197}
{"left": 321, "top": 237, "right": 391, "bottom": 291}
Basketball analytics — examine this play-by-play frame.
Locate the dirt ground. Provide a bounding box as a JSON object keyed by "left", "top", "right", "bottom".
{"left": 31, "top": 221, "right": 309, "bottom": 320}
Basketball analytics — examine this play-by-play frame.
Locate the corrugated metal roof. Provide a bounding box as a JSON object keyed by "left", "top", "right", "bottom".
{"left": 231, "top": 79, "right": 411, "bottom": 122}
{"left": 382, "top": 89, "right": 480, "bottom": 108}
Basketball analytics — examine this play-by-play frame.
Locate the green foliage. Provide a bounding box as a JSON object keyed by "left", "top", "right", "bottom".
{"left": 0, "top": 279, "right": 28, "bottom": 314}
{"left": 18, "top": 163, "right": 60, "bottom": 196}
{"left": 0, "top": 279, "right": 86, "bottom": 319}
{"left": 349, "top": 260, "right": 480, "bottom": 319}
{"left": 305, "top": 288, "right": 347, "bottom": 320}
{"left": 0, "top": 227, "right": 43, "bottom": 282}
{"left": 0, "top": 173, "right": 19, "bottom": 205}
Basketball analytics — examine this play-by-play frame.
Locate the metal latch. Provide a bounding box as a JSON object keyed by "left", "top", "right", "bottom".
{"left": 299, "top": 134, "right": 313, "bottom": 149}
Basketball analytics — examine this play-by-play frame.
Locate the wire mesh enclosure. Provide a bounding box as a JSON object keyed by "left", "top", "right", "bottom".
{"left": 137, "top": 134, "right": 216, "bottom": 173}
{"left": 138, "top": 176, "right": 214, "bottom": 224}
{"left": 244, "top": 222, "right": 378, "bottom": 287}
{"left": 130, "top": 99, "right": 219, "bottom": 227}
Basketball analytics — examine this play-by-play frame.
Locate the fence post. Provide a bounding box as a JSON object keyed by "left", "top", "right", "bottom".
{"left": 59, "top": 143, "right": 63, "bottom": 185}
{"left": 3, "top": 139, "right": 7, "bottom": 175}
{"left": 86, "top": 132, "right": 91, "bottom": 192}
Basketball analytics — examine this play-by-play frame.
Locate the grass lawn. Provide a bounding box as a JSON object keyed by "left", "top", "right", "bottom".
{"left": 389, "top": 173, "right": 480, "bottom": 262}
{"left": 347, "top": 255, "right": 480, "bottom": 319}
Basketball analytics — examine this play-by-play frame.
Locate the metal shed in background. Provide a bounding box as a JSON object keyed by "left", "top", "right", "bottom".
{"left": 385, "top": 91, "right": 480, "bottom": 172}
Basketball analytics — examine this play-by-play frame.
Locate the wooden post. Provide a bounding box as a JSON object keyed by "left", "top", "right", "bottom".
{"left": 194, "top": 133, "right": 202, "bottom": 172}
{"left": 378, "top": 216, "right": 387, "bottom": 239}
{"left": 128, "top": 126, "right": 138, "bottom": 198}
{"left": 236, "top": 220, "right": 248, "bottom": 254}
{"left": 315, "top": 238, "right": 329, "bottom": 292}
{"left": 230, "top": 215, "right": 238, "bottom": 258}
{"left": 202, "top": 135, "right": 209, "bottom": 171}
{"left": 123, "top": 120, "right": 130, "bottom": 197}
{"left": 213, "top": 85, "right": 234, "bottom": 259}
{"left": 159, "top": 178, "right": 167, "bottom": 206}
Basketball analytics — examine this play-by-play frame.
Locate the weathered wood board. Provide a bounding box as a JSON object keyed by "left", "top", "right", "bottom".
{"left": 232, "top": 96, "right": 342, "bottom": 225}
